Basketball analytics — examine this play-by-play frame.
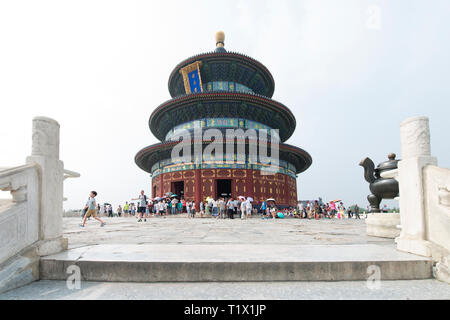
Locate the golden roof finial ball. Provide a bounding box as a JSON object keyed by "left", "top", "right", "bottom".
{"left": 215, "top": 30, "right": 225, "bottom": 47}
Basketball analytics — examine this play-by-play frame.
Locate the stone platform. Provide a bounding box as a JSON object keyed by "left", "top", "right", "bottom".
{"left": 62, "top": 216, "right": 389, "bottom": 248}
{"left": 40, "top": 243, "right": 432, "bottom": 282}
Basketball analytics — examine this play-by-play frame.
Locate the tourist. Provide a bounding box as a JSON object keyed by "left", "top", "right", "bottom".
{"left": 79, "top": 191, "right": 105, "bottom": 227}
{"left": 132, "top": 190, "right": 148, "bottom": 222}
{"left": 354, "top": 204, "right": 361, "bottom": 219}
{"left": 269, "top": 203, "right": 277, "bottom": 219}
{"left": 297, "top": 201, "right": 304, "bottom": 215}
{"left": 117, "top": 205, "right": 122, "bottom": 217}
{"left": 187, "top": 200, "right": 192, "bottom": 218}
{"left": 182, "top": 198, "right": 186, "bottom": 213}
{"left": 260, "top": 200, "right": 267, "bottom": 216}
{"left": 171, "top": 197, "right": 177, "bottom": 215}
{"left": 306, "top": 201, "right": 312, "bottom": 219}
{"left": 212, "top": 198, "right": 219, "bottom": 218}
{"left": 219, "top": 197, "right": 226, "bottom": 219}
{"left": 123, "top": 202, "right": 129, "bottom": 217}
{"left": 177, "top": 200, "right": 182, "bottom": 214}
{"left": 338, "top": 201, "right": 345, "bottom": 219}
{"left": 313, "top": 201, "right": 319, "bottom": 219}
{"left": 147, "top": 200, "right": 153, "bottom": 217}
{"left": 227, "top": 197, "right": 234, "bottom": 219}
{"left": 108, "top": 204, "right": 113, "bottom": 217}
{"left": 159, "top": 200, "right": 166, "bottom": 216}
{"left": 200, "top": 201, "right": 204, "bottom": 218}
{"left": 246, "top": 198, "right": 252, "bottom": 219}
{"left": 240, "top": 197, "right": 250, "bottom": 220}
{"left": 166, "top": 200, "right": 172, "bottom": 214}
{"left": 191, "top": 201, "right": 196, "bottom": 218}
{"left": 156, "top": 200, "right": 164, "bottom": 216}
{"left": 233, "top": 198, "right": 239, "bottom": 217}
{"left": 330, "top": 201, "right": 337, "bottom": 218}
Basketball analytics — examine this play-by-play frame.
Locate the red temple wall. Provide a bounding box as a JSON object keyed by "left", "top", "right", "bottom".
{"left": 151, "top": 168, "right": 298, "bottom": 209}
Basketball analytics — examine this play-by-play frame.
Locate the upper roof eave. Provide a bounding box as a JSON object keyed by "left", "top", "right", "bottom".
{"left": 168, "top": 51, "right": 275, "bottom": 98}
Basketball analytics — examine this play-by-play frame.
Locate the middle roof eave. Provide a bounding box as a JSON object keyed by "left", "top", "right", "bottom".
{"left": 149, "top": 92, "right": 297, "bottom": 142}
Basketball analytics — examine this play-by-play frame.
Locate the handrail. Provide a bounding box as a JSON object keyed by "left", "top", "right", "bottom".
{"left": 0, "top": 164, "right": 39, "bottom": 187}
{"left": 63, "top": 169, "right": 80, "bottom": 180}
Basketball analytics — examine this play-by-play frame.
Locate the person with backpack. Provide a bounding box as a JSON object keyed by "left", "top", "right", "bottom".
{"left": 132, "top": 190, "right": 148, "bottom": 222}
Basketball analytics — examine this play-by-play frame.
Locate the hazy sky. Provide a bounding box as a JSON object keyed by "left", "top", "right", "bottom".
{"left": 1, "top": 0, "right": 449, "bottom": 210}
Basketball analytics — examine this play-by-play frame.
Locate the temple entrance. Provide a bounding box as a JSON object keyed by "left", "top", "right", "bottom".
{"left": 172, "top": 181, "right": 184, "bottom": 198}
{"left": 216, "top": 179, "right": 232, "bottom": 199}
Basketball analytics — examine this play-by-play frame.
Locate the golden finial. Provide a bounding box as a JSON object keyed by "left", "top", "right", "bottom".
{"left": 215, "top": 31, "right": 225, "bottom": 48}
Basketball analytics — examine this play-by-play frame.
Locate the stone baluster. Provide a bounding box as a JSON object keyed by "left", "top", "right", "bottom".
{"left": 396, "top": 116, "right": 437, "bottom": 256}
{"left": 26, "top": 117, "right": 67, "bottom": 254}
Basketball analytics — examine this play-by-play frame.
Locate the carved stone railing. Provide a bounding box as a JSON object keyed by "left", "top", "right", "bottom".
{"left": 0, "top": 164, "right": 40, "bottom": 265}
{"left": 0, "top": 116, "right": 80, "bottom": 293}
{"left": 423, "top": 165, "right": 450, "bottom": 282}
{"left": 391, "top": 116, "right": 449, "bottom": 283}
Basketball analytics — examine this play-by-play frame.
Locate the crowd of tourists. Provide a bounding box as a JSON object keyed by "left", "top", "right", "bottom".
{"left": 81, "top": 189, "right": 363, "bottom": 226}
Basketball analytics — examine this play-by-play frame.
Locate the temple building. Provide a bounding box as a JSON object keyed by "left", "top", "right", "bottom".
{"left": 135, "top": 31, "right": 312, "bottom": 208}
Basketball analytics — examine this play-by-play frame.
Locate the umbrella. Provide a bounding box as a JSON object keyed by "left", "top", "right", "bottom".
{"left": 247, "top": 197, "right": 254, "bottom": 202}
{"left": 330, "top": 199, "right": 341, "bottom": 203}
{"left": 153, "top": 197, "right": 161, "bottom": 201}
{"left": 165, "top": 192, "right": 173, "bottom": 196}
{"left": 238, "top": 196, "right": 245, "bottom": 200}
{"left": 266, "top": 198, "right": 276, "bottom": 202}
{"left": 170, "top": 194, "right": 178, "bottom": 198}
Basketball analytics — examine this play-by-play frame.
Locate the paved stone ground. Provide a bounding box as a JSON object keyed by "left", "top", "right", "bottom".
{"left": 65, "top": 215, "right": 392, "bottom": 248}
{"left": 1, "top": 279, "right": 449, "bottom": 300}
{"left": 3, "top": 216, "right": 447, "bottom": 300}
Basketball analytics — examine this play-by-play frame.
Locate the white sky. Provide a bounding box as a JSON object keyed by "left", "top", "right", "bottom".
{"left": 1, "top": 0, "right": 449, "bottom": 210}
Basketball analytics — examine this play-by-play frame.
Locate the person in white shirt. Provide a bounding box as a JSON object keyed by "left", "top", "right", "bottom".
{"left": 218, "top": 198, "right": 226, "bottom": 219}
{"left": 246, "top": 198, "right": 252, "bottom": 218}
{"left": 240, "top": 199, "right": 248, "bottom": 220}
{"left": 158, "top": 201, "right": 164, "bottom": 216}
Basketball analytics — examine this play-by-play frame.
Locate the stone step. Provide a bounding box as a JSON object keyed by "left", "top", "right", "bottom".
{"left": 40, "top": 244, "right": 432, "bottom": 282}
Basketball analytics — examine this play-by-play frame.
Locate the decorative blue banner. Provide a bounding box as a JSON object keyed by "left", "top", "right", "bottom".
{"left": 188, "top": 69, "right": 202, "bottom": 93}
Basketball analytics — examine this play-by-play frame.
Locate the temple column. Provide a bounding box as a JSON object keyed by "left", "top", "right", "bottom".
{"left": 245, "top": 169, "right": 253, "bottom": 198}
{"left": 159, "top": 173, "right": 164, "bottom": 197}
{"left": 195, "top": 169, "right": 201, "bottom": 211}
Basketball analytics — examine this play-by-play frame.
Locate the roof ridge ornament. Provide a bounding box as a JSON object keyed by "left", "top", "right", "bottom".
{"left": 215, "top": 31, "right": 226, "bottom": 53}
